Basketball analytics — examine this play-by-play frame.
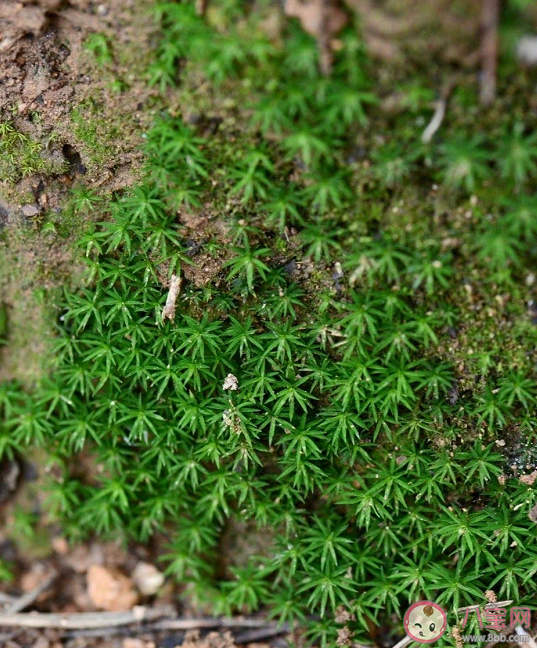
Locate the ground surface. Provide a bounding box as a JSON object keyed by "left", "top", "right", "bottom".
{"left": 0, "top": 0, "right": 156, "bottom": 384}
{"left": 2, "top": 1, "right": 537, "bottom": 648}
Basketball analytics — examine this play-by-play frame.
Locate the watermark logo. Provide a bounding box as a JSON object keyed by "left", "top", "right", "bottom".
{"left": 404, "top": 601, "right": 447, "bottom": 644}
{"left": 403, "top": 601, "right": 533, "bottom": 644}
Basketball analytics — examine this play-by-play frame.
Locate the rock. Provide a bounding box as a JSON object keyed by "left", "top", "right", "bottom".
{"left": 87, "top": 564, "right": 138, "bottom": 611}
{"left": 51, "top": 536, "right": 69, "bottom": 555}
{"left": 519, "top": 471, "right": 537, "bottom": 486}
{"left": 517, "top": 36, "right": 537, "bottom": 65}
{"left": 32, "top": 638, "right": 49, "bottom": 648}
{"left": 132, "top": 562, "right": 165, "bottom": 596}
{"left": 20, "top": 204, "right": 39, "bottom": 218}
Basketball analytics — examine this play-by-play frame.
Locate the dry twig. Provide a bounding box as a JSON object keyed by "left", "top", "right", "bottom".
{"left": 421, "top": 81, "right": 455, "bottom": 144}
{"left": 153, "top": 618, "right": 289, "bottom": 631}
{"left": 480, "top": 0, "right": 500, "bottom": 105}
{"left": 515, "top": 626, "right": 537, "bottom": 648}
{"left": 0, "top": 605, "right": 174, "bottom": 629}
{"left": 161, "top": 273, "right": 182, "bottom": 322}
{"left": 0, "top": 573, "right": 57, "bottom": 616}
{"left": 234, "top": 625, "right": 291, "bottom": 644}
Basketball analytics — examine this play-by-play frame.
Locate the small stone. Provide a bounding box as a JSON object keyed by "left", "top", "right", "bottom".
{"left": 87, "top": 565, "right": 138, "bottom": 611}
{"left": 52, "top": 536, "right": 69, "bottom": 555}
{"left": 20, "top": 565, "right": 50, "bottom": 593}
{"left": 519, "top": 471, "right": 537, "bottom": 486}
{"left": 21, "top": 204, "right": 39, "bottom": 217}
{"left": 132, "top": 562, "right": 164, "bottom": 596}
{"left": 517, "top": 36, "right": 537, "bottom": 65}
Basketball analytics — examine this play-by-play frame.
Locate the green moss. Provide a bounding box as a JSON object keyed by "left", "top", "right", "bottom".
{"left": 83, "top": 33, "right": 113, "bottom": 67}
{"left": 70, "top": 107, "right": 119, "bottom": 168}
{"left": 0, "top": 122, "right": 66, "bottom": 184}
{"left": 3, "top": 1, "right": 537, "bottom": 646}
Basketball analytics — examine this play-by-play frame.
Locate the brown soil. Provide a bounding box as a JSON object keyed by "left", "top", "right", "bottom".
{"left": 0, "top": 0, "right": 160, "bottom": 385}
{"left": 0, "top": 0, "right": 158, "bottom": 206}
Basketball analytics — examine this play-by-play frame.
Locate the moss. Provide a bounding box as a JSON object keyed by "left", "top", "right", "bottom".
{"left": 3, "top": 0, "right": 537, "bottom": 641}
{"left": 0, "top": 122, "right": 67, "bottom": 185}
{"left": 70, "top": 106, "right": 120, "bottom": 169}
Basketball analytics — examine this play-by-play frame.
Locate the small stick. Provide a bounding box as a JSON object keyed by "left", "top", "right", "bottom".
{"left": 161, "top": 273, "right": 181, "bottom": 322}
{"left": 421, "top": 80, "right": 456, "bottom": 144}
{"left": 234, "top": 625, "right": 291, "bottom": 644}
{"left": 0, "top": 605, "right": 174, "bottom": 629}
{"left": 318, "top": 0, "right": 333, "bottom": 76}
{"left": 195, "top": 0, "right": 208, "bottom": 15}
{"left": 66, "top": 620, "right": 291, "bottom": 641}
{"left": 153, "top": 618, "right": 287, "bottom": 631}
{"left": 391, "top": 636, "right": 411, "bottom": 648}
{"left": 1, "top": 573, "right": 57, "bottom": 615}
{"left": 458, "top": 600, "right": 512, "bottom": 613}
{"left": 421, "top": 98, "right": 446, "bottom": 144}
{"left": 515, "top": 625, "right": 537, "bottom": 648}
{"left": 480, "top": 0, "right": 500, "bottom": 106}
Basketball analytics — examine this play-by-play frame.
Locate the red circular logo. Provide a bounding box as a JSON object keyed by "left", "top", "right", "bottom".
{"left": 404, "top": 601, "right": 447, "bottom": 644}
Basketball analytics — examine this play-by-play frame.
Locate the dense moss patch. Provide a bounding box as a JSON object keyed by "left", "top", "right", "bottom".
{"left": 1, "top": 2, "right": 537, "bottom": 646}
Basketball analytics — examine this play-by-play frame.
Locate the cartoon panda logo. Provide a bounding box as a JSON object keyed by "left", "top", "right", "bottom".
{"left": 404, "top": 601, "right": 447, "bottom": 644}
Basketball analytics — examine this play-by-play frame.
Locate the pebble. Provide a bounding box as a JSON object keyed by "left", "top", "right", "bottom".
{"left": 21, "top": 204, "right": 40, "bottom": 217}
{"left": 132, "top": 562, "right": 165, "bottom": 596}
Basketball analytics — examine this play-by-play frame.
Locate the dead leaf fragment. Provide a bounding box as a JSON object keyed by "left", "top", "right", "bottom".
{"left": 87, "top": 565, "right": 138, "bottom": 612}
{"left": 529, "top": 503, "right": 537, "bottom": 523}
{"left": 161, "top": 273, "right": 181, "bottom": 322}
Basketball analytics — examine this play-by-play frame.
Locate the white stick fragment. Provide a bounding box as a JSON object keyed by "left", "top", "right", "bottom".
{"left": 421, "top": 98, "right": 447, "bottom": 144}
{"left": 161, "top": 274, "right": 182, "bottom": 322}
{"left": 0, "top": 606, "right": 173, "bottom": 629}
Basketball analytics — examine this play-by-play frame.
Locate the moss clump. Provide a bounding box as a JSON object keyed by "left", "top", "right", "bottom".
{"left": 70, "top": 107, "right": 121, "bottom": 169}
{"left": 0, "top": 122, "right": 66, "bottom": 184}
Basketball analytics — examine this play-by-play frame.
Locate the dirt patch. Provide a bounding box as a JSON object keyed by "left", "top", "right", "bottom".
{"left": 0, "top": 0, "right": 158, "bottom": 210}
{"left": 0, "top": 0, "right": 160, "bottom": 384}
{"left": 344, "top": 0, "right": 481, "bottom": 65}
